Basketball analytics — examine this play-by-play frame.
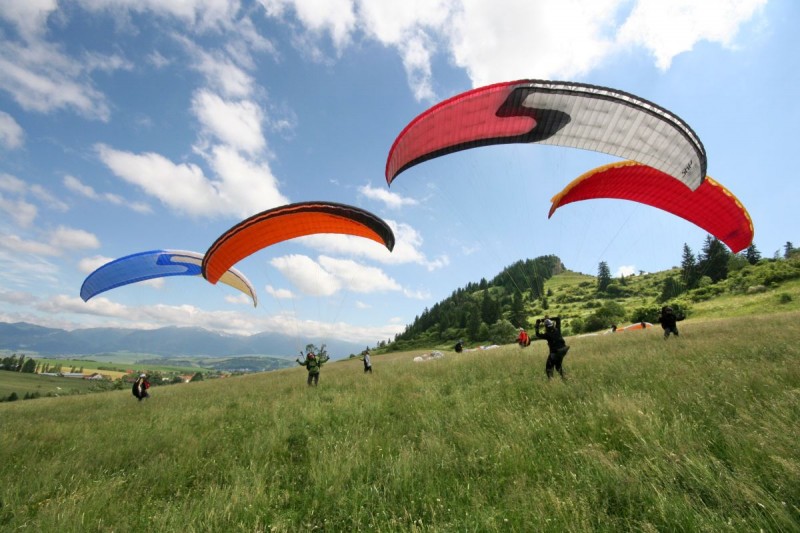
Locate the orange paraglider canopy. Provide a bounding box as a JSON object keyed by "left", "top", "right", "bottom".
{"left": 549, "top": 161, "right": 753, "bottom": 253}
{"left": 202, "top": 201, "right": 395, "bottom": 284}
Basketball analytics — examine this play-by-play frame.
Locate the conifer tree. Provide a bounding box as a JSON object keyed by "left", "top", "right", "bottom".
{"left": 22, "top": 359, "right": 36, "bottom": 373}
{"left": 698, "top": 235, "right": 730, "bottom": 282}
{"left": 597, "top": 261, "right": 612, "bottom": 293}
{"left": 659, "top": 276, "right": 683, "bottom": 302}
{"left": 466, "top": 308, "right": 481, "bottom": 341}
{"left": 480, "top": 290, "right": 500, "bottom": 325}
{"left": 510, "top": 292, "right": 526, "bottom": 327}
{"left": 681, "top": 243, "right": 697, "bottom": 289}
{"left": 745, "top": 244, "right": 761, "bottom": 265}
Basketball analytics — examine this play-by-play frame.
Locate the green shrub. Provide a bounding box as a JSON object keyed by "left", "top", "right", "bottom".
{"left": 629, "top": 306, "right": 659, "bottom": 323}
{"left": 728, "top": 259, "right": 800, "bottom": 292}
{"left": 489, "top": 319, "right": 517, "bottom": 344}
{"left": 688, "top": 283, "right": 726, "bottom": 302}
{"left": 566, "top": 317, "right": 584, "bottom": 335}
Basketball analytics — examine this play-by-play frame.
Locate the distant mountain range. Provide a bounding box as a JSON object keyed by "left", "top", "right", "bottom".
{"left": 0, "top": 322, "right": 364, "bottom": 360}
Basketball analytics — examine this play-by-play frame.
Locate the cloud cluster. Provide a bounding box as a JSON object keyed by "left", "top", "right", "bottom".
{"left": 0, "top": 227, "right": 99, "bottom": 258}
{"left": 0, "top": 174, "right": 69, "bottom": 228}
{"left": 64, "top": 176, "right": 151, "bottom": 214}
{"left": 270, "top": 254, "right": 401, "bottom": 297}
{"left": 95, "top": 143, "right": 288, "bottom": 219}
{"left": 0, "top": 289, "right": 404, "bottom": 342}
{"left": 0, "top": 1, "right": 766, "bottom": 120}
{"left": 259, "top": 0, "right": 767, "bottom": 98}
{"left": 0, "top": 175, "right": 100, "bottom": 291}
{"left": 359, "top": 184, "right": 419, "bottom": 209}
{"left": 0, "top": 111, "right": 24, "bottom": 149}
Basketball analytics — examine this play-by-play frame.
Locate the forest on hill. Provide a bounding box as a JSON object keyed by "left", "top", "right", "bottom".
{"left": 385, "top": 238, "right": 800, "bottom": 351}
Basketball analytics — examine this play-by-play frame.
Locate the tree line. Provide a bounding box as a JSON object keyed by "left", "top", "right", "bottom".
{"left": 1, "top": 354, "right": 87, "bottom": 375}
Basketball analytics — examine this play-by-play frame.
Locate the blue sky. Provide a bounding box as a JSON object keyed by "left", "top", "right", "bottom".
{"left": 0, "top": 0, "right": 795, "bottom": 349}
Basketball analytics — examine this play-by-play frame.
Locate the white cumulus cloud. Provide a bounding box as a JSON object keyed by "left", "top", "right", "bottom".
{"left": 192, "top": 90, "right": 266, "bottom": 154}
{"left": 317, "top": 256, "right": 401, "bottom": 293}
{"left": 96, "top": 144, "right": 288, "bottom": 219}
{"left": 262, "top": 0, "right": 766, "bottom": 98}
{"left": 358, "top": 184, "right": 419, "bottom": 209}
{"left": 0, "top": 111, "right": 24, "bottom": 149}
{"left": 271, "top": 254, "right": 342, "bottom": 296}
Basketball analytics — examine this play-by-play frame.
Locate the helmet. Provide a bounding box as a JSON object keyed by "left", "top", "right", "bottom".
{"left": 139, "top": 373, "right": 146, "bottom": 378}
{"left": 544, "top": 319, "right": 554, "bottom": 329}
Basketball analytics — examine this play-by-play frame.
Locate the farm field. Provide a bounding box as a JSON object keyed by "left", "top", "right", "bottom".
{"left": 0, "top": 371, "right": 101, "bottom": 398}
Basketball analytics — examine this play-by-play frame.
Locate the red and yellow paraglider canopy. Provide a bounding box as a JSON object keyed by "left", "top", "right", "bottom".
{"left": 548, "top": 161, "right": 754, "bottom": 253}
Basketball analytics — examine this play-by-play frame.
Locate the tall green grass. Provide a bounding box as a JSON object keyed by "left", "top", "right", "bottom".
{"left": 1, "top": 312, "right": 798, "bottom": 532}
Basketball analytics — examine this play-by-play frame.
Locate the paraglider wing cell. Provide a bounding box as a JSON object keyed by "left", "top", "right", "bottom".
{"left": 386, "top": 79, "right": 706, "bottom": 190}
{"left": 80, "top": 250, "right": 258, "bottom": 306}
{"left": 202, "top": 201, "right": 396, "bottom": 284}
{"left": 548, "top": 161, "right": 754, "bottom": 253}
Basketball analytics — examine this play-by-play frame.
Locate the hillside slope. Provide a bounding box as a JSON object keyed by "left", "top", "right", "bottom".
{"left": 1, "top": 312, "right": 798, "bottom": 531}
{"left": 389, "top": 255, "right": 800, "bottom": 351}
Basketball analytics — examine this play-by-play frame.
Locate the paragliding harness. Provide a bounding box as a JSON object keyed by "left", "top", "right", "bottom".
{"left": 298, "top": 352, "right": 329, "bottom": 386}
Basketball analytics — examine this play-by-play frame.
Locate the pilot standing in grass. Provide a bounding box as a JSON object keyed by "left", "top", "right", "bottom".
{"left": 361, "top": 348, "right": 373, "bottom": 374}
{"left": 132, "top": 373, "right": 150, "bottom": 401}
{"left": 297, "top": 350, "right": 329, "bottom": 386}
{"left": 657, "top": 306, "right": 684, "bottom": 339}
{"left": 535, "top": 316, "right": 570, "bottom": 380}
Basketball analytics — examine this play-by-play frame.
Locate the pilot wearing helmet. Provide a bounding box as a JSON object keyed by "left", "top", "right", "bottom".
{"left": 535, "top": 316, "right": 570, "bottom": 380}
{"left": 132, "top": 373, "right": 150, "bottom": 401}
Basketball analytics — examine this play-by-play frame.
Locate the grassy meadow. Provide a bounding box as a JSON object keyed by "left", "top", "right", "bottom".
{"left": 0, "top": 371, "right": 101, "bottom": 398}
{"left": 1, "top": 311, "right": 798, "bottom": 532}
